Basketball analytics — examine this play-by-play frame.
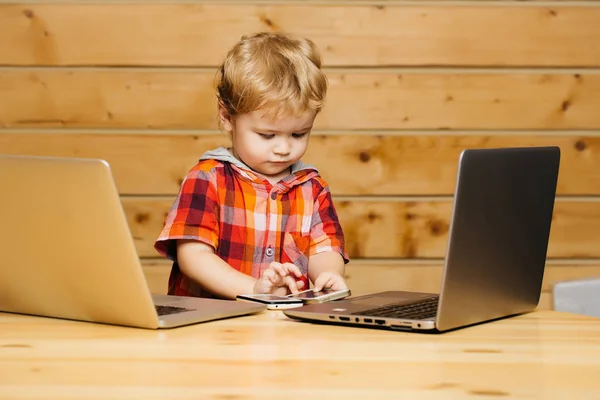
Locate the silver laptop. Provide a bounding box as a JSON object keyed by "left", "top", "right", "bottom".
{"left": 284, "top": 146, "right": 561, "bottom": 332}
{"left": 0, "top": 155, "right": 266, "bottom": 329}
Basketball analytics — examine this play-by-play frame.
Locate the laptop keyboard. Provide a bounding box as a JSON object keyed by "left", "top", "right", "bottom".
{"left": 351, "top": 296, "right": 439, "bottom": 320}
{"left": 155, "top": 305, "right": 194, "bottom": 316}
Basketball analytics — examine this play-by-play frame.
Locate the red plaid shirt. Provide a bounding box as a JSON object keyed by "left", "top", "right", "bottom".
{"left": 154, "top": 148, "right": 348, "bottom": 298}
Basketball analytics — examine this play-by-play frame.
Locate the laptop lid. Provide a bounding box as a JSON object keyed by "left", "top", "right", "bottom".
{"left": 284, "top": 146, "right": 560, "bottom": 332}
{"left": 435, "top": 146, "right": 560, "bottom": 331}
{"left": 0, "top": 155, "right": 265, "bottom": 329}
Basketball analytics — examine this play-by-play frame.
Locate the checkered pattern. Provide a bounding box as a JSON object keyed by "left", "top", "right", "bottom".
{"left": 154, "top": 159, "right": 348, "bottom": 298}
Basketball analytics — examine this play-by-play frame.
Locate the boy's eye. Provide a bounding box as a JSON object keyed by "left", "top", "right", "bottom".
{"left": 258, "top": 133, "right": 275, "bottom": 139}
{"left": 292, "top": 132, "right": 308, "bottom": 138}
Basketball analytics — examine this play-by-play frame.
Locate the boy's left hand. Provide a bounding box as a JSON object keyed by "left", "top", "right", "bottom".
{"left": 313, "top": 272, "right": 348, "bottom": 292}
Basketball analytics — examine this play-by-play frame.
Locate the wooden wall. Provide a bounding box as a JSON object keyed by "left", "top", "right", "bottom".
{"left": 2, "top": 1, "right": 600, "bottom": 310}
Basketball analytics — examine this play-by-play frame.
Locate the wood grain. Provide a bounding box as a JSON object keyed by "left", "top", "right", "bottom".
{"left": 121, "top": 197, "right": 600, "bottom": 259}
{"left": 1, "top": 3, "right": 600, "bottom": 66}
{"left": 140, "top": 259, "right": 600, "bottom": 311}
{"left": 1, "top": 132, "right": 598, "bottom": 196}
{"left": 1, "top": 70, "right": 600, "bottom": 130}
{"left": 2, "top": 309, "right": 600, "bottom": 399}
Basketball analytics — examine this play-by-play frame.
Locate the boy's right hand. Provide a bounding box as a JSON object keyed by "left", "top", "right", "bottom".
{"left": 254, "top": 262, "right": 305, "bottom": 296}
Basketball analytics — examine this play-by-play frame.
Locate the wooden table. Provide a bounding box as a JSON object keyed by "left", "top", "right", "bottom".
{"left": 1, "top": 310, "right": 599, "bottom": 399}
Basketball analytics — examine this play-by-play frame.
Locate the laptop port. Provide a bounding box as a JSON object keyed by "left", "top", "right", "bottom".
{"left": 339, "top": 316, "right": 350, "bottom": 322}
{"left": 329, "top": 315, "right": 335, "bottom": 319}
{"left": 364, "top": 318, "right": 373, "bottom": 323}
{"left": 374, "top": 319, "right": 386, "bottom": 325}
{"left": 391, "top": 325, "right": 411, "bottom": 331}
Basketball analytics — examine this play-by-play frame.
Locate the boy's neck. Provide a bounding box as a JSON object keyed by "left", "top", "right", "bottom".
{"left": 230, "top": 148, "right": 291, "bottom": 185}
{"left": 261, "top": 167, "right": 292, "bottom": 185}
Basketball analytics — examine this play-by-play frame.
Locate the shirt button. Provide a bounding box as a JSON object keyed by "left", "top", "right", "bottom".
{"left": 265, "top": 247, "right": 274, "bottom": 257}
{"left": 270, "top": 192, "right": 277, "bottom": 200}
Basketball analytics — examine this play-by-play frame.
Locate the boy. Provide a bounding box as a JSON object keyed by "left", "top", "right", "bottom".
{"left": 154, "top": 32, "right": 349, "bottom": 299}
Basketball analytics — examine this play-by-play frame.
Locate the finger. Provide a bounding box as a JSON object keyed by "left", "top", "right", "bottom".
{"left": 270, "top": 273, "right": 284, "bottom": 286}
{"left": 283, "top": 275, "right": 300, "bottom": 294}
{"left": 313, "top": 278, "right": 328, "bottom": 292}
{"left": 262, "top": 268, "right": 275, "bottom": 280}
{"left": 282, "top": 263, "right": 303, "bottom": 278}
{"left": 335, "top": 279, "right": 349, "bottom": 290}
{"left": 263, "top": 268, "right": 282, "bottom": 285}
{"left": 325, "top": 275, "right": 347, "bottom": 291}
{"left": 269, "top": 262, "right": 287, "bottom": 277}
{"left": 314, "top": 275, "right": 335, "bottom": 292}
{"left": 255, "top": 273, "right": 273, "bottom": 294}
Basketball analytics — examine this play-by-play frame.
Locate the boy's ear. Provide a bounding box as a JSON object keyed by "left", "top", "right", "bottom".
{"left": 218, "top": 104, "right": 234, "bottom": 133}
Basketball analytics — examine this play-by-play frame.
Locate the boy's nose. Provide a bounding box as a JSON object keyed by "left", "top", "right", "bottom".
{"left": 273, "top": 141, "right": 291, "bottom": 156}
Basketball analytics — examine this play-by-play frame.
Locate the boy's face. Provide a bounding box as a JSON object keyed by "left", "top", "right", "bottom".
{"left": 219, "top": 106, "right": 316, "bottom": 183}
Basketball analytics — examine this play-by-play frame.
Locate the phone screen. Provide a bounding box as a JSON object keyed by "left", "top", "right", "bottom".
{"left": 293, "top": 289, "right": 338, "bottom": 300}
{"left": 237, "top": 294, "right": 302, "bottom": 304}
{"left": 251, "top": 294, "right": 293, "bottom": 302}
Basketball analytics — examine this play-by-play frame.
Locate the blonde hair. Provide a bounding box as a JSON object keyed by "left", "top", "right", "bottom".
{"left": 216, "top": 32, "right": 328, "bottom": 119}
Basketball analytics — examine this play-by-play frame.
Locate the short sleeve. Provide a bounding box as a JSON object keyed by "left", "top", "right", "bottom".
{"left": 309, "top": 185, "right": 349, "bottom": 263}
{"left": 154, "top": 165, "right": 220, "bottom": 261}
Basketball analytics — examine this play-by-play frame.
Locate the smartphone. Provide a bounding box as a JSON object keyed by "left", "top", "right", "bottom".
{"left": 289, "top": 288, "right": 351, "bottom": 304}
{"left": 235, "top": 294, "right": 304, "bottom": 310}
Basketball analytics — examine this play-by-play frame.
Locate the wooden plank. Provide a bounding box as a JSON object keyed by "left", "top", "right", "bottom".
{"left": 0, "top": 69, "right": 217, "bottom": 129}
{"left": 1, "top": 132, "right": 598, "bottom": 196}
{"left": 537, "top": 292, "right": 552, "bottom": 311}
{"left": 140, "top": 259, "right": 600, "bottom": 311}
{"left": 1, "top": 4, "right": 600, "bottom": 67}
{"left": 2, "top": 70, "right": 600, "bottom": 130}
{"left": 122, "top": 198, "right": 600, "bottom": 259}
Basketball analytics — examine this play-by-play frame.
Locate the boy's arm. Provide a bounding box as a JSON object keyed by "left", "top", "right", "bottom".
{"left": 308, "top": 251, "right": 347, "bottom": 292}
{"left": 177, "top": 240, "right": 256, "bottom": 299}
{"left": 306, "top": 183, "right": 349, "bottom": 291}
{"left": 177, "top": 240, "right": 304, "bottom": 299}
